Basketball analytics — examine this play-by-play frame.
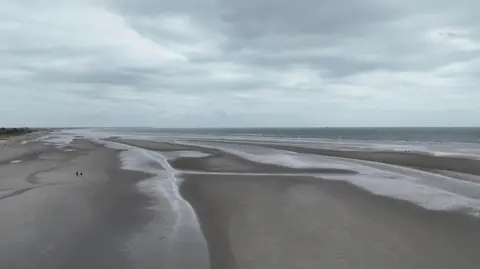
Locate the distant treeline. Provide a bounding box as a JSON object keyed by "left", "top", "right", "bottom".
{"left": 0, "top": 128, "right": 35, "bottom": 135}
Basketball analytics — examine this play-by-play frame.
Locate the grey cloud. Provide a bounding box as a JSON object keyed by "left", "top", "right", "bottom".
{"left": 0, "top": 47, "right": 88, "bottom": 57}
{"left": 109, "top": 0, "right": 213, "bottom": 16}
{"left": 1, "top": 0, "right": 480, "bottom": 127}
{"left": 219, "top": 0, "right": 400, "bottom": 39}
{"left": 35, "top": 69, "right": 148, "bottom": 85}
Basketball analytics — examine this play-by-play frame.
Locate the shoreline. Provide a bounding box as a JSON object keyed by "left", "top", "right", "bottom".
{"left": 186, "top": 139, "right": 480, "bottom": 176}
{"left": 4, "top": 132, "right": 480, "bottom": 268}
{"left": 108, "top": 137, "right": 480, "bottom": 268}
{"left": 110, "top": 137, "right": 480, "bottom": 268}
{"left": 112, "top": 137, "right": 480, "bottom": 214}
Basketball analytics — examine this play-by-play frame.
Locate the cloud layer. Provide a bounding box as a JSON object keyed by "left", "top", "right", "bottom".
{"left": 1, "top": 0, "right": 479, "bottom": 127}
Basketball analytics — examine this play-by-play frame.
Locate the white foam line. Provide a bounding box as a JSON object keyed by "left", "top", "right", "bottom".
{"left": 175, "top": 140, "right": 352, "bottom": 170}
{"left": 173, "top": 140, "right": 480, "bottom": 216}
{"left": 171, "top": 137, "right": 480, "bottom": 160}
{"left": 179, "top": 171, "right": 350, "bottom": 177}
{"left": 161, "top": 151, "right": 211, "bottom": 161}
{"left": 89, "top": 138, "right": 209, "bottom": 268}
{"left": 179, "top": 140, "right": 480, "bottom": 188}
{"left": 317, "top": 153, "right": 480, "bottom": 189}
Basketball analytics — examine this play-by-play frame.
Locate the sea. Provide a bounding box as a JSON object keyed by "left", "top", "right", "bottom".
{"left": 101, "top": 127, "right": 480, "bottom": 144}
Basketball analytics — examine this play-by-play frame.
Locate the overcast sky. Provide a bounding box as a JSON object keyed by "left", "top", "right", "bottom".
{"left": 1, "top": 0, "right": 479, "bottom": 127}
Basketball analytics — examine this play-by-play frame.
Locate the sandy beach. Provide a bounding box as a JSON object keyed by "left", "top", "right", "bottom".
{"left": 2, "top": 131, "right": 480, "bottom": 269}
{"left": 181, "top": 175, "right": 480, "bottom": 269}
{"left": 0, "top": 135, "right": 159, "bottom": 269}
{"left": 115, "top": 137, "right": 480, "bottom": 269}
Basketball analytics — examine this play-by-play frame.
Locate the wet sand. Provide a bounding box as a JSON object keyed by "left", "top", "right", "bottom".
{"left": 3, "top": 134, "right": 480, "bottom": 269}
{"left": 181, "top": 174, "right": 480, "bottom": 269}
{"left": 0, "top": 138, "right": 158, "bottom": 269}
{"left": 114, "top": 138, "right": 480, "bottom": 269}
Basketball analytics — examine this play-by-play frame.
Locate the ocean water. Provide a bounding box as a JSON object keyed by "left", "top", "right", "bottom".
{"left": 100, "top": 127, "right": 480, "bottom": 144}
